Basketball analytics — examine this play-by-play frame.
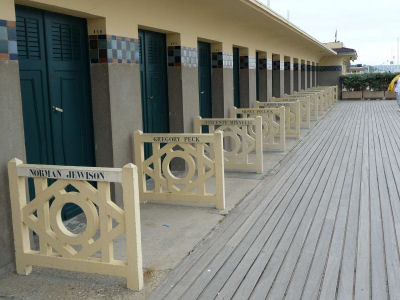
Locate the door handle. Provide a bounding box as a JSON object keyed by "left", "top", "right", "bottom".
{"left": 52, "top": 106, "right": 63, "bottom": 113}
{"left": 200, "top": 91, "right": 205, "bottom": 94}
{"left": 148, "top": 96, "right": 154, "bottom": 100}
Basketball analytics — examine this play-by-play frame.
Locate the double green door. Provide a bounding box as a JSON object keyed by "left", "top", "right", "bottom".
{"left": 198, "top": 41, "right": 212, "bottom": 118}
{"left": 16, "top": 6, "right": 95, "bottom": 219}
{"left": 139, "top": 30, "right": 169, "bottom": 134}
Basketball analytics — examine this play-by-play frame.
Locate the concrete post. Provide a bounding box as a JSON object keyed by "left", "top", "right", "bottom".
{"left": 239, "top": 48, "right": 256, "bottom": 108}
{"left": 0, "top": 3, "right": 27, "bottom": 273}
{"left": 211, "top": 43, "right": 234, "bottom": 118}
{"left": 166, "top": 34, "right": 199, "bottom": 133}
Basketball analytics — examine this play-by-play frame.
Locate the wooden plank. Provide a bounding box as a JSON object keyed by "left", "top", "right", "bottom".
{"left": 332, "top": 102, "right": 365, "bottom": 299}
{"left": 149, "top": 104, "right": 341, "bottom": 299}
{"left": 272, "top": 102, "right": 361, "bottom": 300}
{"left": 249, "top": 102, "right": 358, "bottom": 299}
{"left": 196, "top": 106, "right": 348, "bottom": 299}
{"left": 354, "top": 101, "right": 371, "bottom": 299}
{"left": 373, "top": 101, "right": 400, "bottom": 299}
{"left": 366, "top": 102, "right": 389, "bottom": 299}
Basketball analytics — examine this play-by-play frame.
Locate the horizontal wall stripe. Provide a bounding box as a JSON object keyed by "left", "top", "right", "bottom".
{"left": 318, "top": 65, "right": 342, "bottom": 71}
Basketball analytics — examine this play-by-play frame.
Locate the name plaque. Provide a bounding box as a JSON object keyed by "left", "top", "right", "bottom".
{"left": 200, "top": 119, "right": 255, "bottom": 126}
{"left": 236, "top": 108, "right": 283, "bottom": 114}
{"left": 17, "top": 165, "right": 122, "bottom": 182}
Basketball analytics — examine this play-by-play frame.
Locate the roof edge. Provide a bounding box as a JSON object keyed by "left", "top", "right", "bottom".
{"left": 241, "top": 0, "right": 337, "bottom": 56}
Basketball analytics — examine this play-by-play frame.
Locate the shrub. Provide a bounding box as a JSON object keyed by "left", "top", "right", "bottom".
{"left": 340, "top": 72, "right": 399, "bottom": 91}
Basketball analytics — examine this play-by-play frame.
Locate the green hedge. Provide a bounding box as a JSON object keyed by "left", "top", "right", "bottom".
{"left": 339, "top": 73, "right": 400, "bottom": 91}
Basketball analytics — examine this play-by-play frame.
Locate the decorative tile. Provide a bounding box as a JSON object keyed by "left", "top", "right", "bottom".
{"left": 211, "top": 52, "right": 233, "bottom": 69}
{"left": 0, "top": 19, "right": 17, "bottom": 61}
{"left": 240, "top": 56, "right": 249, "bottom": 69}
{"left": 248, "top": 56, "right": 256, "bottom": 70}
{"left": 267, "top": 58, "right": 272, "bottom": 70}
{"left": 273, "top": 60, "right": 280, "bottom": 70}
{"left": 258, "top": 58, "right": 267, "bottom": 70}
{"left": 0, "top": 27, "right": 7, "bottom": 40}
{"left": 88, "top": 34, "right": 140, "bottom": 64}
{"left": 182, "top": 46, "right": 197, "bottom": 68}
{"left": 168, "top": 46, "right": 182, "bottom": 67}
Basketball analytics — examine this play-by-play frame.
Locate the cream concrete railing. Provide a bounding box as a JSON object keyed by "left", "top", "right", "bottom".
{"left": 194, "top": 116, "right": 263, "bottom": 174}
{"left": 255, "top": 101, "right": 301, "bottom": 138}
{"left": 295, "top": 90, "right": 328, "bottom": 114}
{"left": 232, "top": 106, "right": 286, "bottom": 152}
{"left": 7, "top": 158, "right": 143, "bottom": 291}
{"left": 134, "top": 131, "right": 225, "bottom": 210}
{"left": 309, "top": 88, "right": 333, "bottom": 107}
{"left": 282, "top": 94, "right": 318, "bottom": 121}
{"left": 277, "top": 95, "right": 314, "bottom": 125}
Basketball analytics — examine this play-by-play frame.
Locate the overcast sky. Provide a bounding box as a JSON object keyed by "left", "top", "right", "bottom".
{"left": 258, "top": 0, "right": 400, "bottom": 65}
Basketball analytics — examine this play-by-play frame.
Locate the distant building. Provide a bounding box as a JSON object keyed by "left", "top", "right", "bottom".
{"left": 366, "top": 65, "right": 400, "bottom": 73}
{"left": 350, "top": 64, "right": 365, "bottom": 73}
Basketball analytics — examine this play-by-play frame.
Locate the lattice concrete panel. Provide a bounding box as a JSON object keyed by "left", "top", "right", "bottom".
{"left": 271, "top": 96, "right": 311, "bottom": 128}
{"left": 134, "top": 131, "right": 225, "bottom": 210}
{"left": 232, "top": 107, "right": 286, "bottom": 152}
{"left": 194, "top": 117, "right": 263, "bottom": 173}
{"left": 256, "top": 101, "right": 301, "bottom": 139}
{"left": 7, "top": 159, "right": 143, "bottom": 291}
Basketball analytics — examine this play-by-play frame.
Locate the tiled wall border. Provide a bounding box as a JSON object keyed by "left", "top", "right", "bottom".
{"left": 212, "top": 52, "right": 233, "bottom": 69}
{"left": 273, "top": 60, "right": 283, "bottom": 70}
{"left": 168, "top": 46, "right": 197, "bottom": 68}
{"left": 0, "top": 19, "right": 17, "bottom": 60}
{"left": 181, "top": 46, "right": 197, "bottom": 68}
{"left": 318, "top": 65, "right": 342, "bottom": 72}
{"left": 258, "top": 58, "right": 267, "bottom": 70}
{"left": 89, "top": 34, "right": 140, "bottom": 64}
{"left": 240, "top": 56, "right": 256, "bottom": 70}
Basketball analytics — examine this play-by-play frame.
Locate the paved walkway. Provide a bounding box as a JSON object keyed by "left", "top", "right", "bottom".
{"left": 150, "top": 101, "right": 400, "bottom": 300}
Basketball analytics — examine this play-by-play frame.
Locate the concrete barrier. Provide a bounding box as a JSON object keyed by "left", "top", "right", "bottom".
{"left": 134, "top": 131, "right": 225, "bottom": 210}
{"left": 269, "top": 96, "right": 311, "bottom": 129}
{"left": 295, "top": 90, "right": 328, "bottom": 113}
{"left": 7, "top": 158, "right": 143, "bottom": 291}
{"left": 194, "top": 116, "right": 263, "bottom": 174}
{"left": 255, "top": 101, "right": 301, "bottom": 138}
{"left": 232, "top": 106, "right": 286, "bottom": 152}
{"left": 281, "top": 94, "right": 318, "bottom": 121}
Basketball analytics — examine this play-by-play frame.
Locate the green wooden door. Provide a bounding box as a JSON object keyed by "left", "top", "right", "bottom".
{"left": 198, "top": 41, "right": 212, "bottom": 118}
{"left": 16, "top": 6, "right": 95, "bottom": 219}
{"left": 139, "top": 30, "right": 169, "bottom": 134}
{"left": 233, "top": 47, "right": 240, "bottom": 108}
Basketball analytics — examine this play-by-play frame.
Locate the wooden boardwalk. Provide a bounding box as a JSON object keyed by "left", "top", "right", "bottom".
{"left": 150, "top": 101, "right": 400, "bottom": 300}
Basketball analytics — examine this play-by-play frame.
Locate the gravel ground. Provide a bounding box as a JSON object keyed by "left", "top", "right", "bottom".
{"left": 0, "top": 267, "right": 169, "bottom": 300}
